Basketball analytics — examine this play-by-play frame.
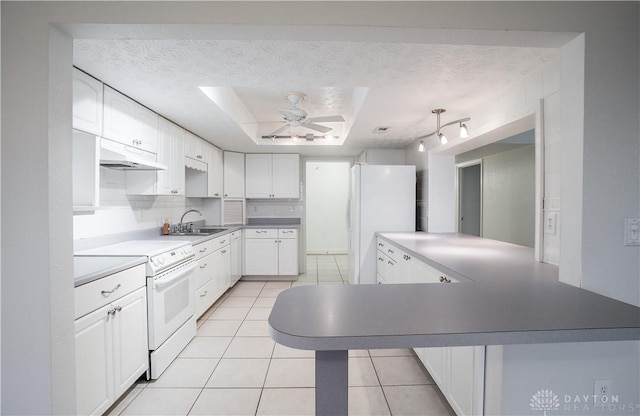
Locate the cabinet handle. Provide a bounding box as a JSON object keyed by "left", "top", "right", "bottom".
{"left": 387, "top": 249, "right": 394, "bottom": 254}
{"left": 215, "top": 193, "right": 220, "bottom": 196}
{"left": 378, "top": 257, "right": 384, "bottom": 261}
{"left": 101, "top": 284, "right": 121, "bottom": 296}
{"left": 220, "top": 240, "right": 226, "bottom": 244}
{"left": 197, "top": 155, "right": 202, "bottom": 159}
{"left": 200, "top": 263, "right": 208, "bottom": 269}
{"left": 388, "top": 261, "right": 394, "bottom": 266}
{"left": 200, "top": 290, "right": 208, "bottom": 297}
{"left": 107, "top": 308, "right": 116, "bottom": 316}
{"left": 224, "top": 194, "right": 228, "bottom": 197}
{"left": 439, "top": 276, "right": 451, "bottom": 283}
{"left": 200, "top": 247, "right": 208, "bottom": 253}
{"left": 283, "top": 231, "right": 293, "bottom": 234}
{"left": 221, "top": 250, "right": 227, "bottom": 254}
{"left": 256, "top": 231, "right": 267, "bottom": 234}
{"left": 378, "top": 243, "right": 383, "bottom": 247}
{"left": 114, "top": 306, "right": 122, "bottom": 312}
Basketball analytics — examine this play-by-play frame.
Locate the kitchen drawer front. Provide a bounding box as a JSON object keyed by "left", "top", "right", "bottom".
{"left": 194, "top": 240, "right": 216, "bottom": 260}
{"left": 376, "top": 238, "right": 388, "bottom": 252}
{"left": 210, "top": 234, "right": 231, "bottom": 248}
{"left": 75, "top": 264, "right": 146, "bottom": 319}
{"left": 195, "top": 252, "right": 213, "bottom": 289}
{"left": 382, "top": 243, "right": 402, "bottom": 263}
{"left": 195, "top": 280, "right": 216, "bottom": 318}
{"left": 230, "top": 230, "right": 242, "bottom": 240}
{"left": 245, "top": 229, "right": 278, "bottom": 239}
{"left": 278, "top": 228, "right": 298, "bottom": 239}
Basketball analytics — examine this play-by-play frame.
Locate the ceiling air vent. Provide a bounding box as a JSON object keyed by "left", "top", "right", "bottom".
{"left": 373, "top": 126, "right": 390, "bottom": 134}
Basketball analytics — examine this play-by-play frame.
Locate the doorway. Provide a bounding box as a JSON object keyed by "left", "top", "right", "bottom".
{"left": 305, "top": 160, "right": 351, "bottom": 254}
{"left": 458, "top": 162, "right": 482, "bottom": 237}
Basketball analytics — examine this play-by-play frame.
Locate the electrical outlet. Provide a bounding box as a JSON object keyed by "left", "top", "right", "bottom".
{"left": 594, "top": 379, "right": 612, "bottom": 399}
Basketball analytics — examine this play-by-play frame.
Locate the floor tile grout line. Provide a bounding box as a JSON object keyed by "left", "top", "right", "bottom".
{"left": 367, "top": 352, "right": 394, "bottom": 416}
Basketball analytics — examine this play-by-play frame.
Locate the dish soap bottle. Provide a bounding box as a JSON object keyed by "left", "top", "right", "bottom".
{"left": 162, "top": 219, "right": 170, "bottom": 235}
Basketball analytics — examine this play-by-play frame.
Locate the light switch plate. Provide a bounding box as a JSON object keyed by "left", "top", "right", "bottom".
{"left": 624, "top": 218, "right": 640, "bottom": 246}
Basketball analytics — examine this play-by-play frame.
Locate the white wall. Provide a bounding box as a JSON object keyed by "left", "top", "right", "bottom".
{"left": 482, "top": 145, "right": 535, "bottom": 247}
{"left": 358, "top": 148, "right": 406, "bottom": 165}
{"left": 305, "top": 160, "right": 350, "bottom": 254}
{"left": 1, "top": 2, "right": 638, "bottom": 414}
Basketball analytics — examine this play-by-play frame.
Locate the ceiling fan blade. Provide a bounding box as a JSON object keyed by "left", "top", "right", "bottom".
{"left": 306, "top": 115, "right": 345, "bottom": 123}
{"left": 269, "top": 124, "right": 290, "bottom": 136}
{"left": 278, "top": 108, "right": 307, "bottom": 118}
{"left": 301, "top": 122, "right": 332, "bottom": 133}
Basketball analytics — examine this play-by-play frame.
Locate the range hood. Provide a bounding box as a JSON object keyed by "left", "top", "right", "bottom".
{"left": 100, "top": 138, "right": 167, "bottom": 170}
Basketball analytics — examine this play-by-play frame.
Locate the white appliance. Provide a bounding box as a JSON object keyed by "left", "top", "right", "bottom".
{"left": 348, "top": 164, "right": 416, "bottom": 285}
{"left": 76, "top": 240, "right": 197, "bottom": 379}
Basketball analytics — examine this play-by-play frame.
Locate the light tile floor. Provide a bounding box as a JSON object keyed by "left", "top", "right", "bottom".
{"left": 108, "top": 255, "right": 455, "bottom": 416}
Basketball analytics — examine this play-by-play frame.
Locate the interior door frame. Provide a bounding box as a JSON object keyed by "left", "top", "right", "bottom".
{"left": 455, "top": 159, "right": 483, "bottom": 237}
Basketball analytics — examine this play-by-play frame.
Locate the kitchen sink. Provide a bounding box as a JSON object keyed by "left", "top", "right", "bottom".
{"left": 197, "top": 228, "right": 227, "bottom": 234}
{"left": 168, "top": 228, "right": 227, "bottom": 236}
{"left": 169, "top": 232, "right": 213, "bottom": 236}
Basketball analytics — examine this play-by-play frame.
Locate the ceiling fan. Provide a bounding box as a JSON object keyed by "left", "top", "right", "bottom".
{"left": 266, "top": 92, "right": 345, "bottom": 137}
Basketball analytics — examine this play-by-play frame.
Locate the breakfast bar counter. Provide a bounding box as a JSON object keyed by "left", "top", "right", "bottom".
{"left": 268, "top": 233, "right": 640, "bottom": 415}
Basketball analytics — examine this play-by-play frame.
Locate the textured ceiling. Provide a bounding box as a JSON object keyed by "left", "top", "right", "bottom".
{"left": 74, "top": 37, "right": 558, "bottom": 156}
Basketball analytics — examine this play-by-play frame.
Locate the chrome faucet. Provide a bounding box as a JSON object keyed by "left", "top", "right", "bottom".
{"left": 178, "top": 209, "right": 202, "bottom": 233}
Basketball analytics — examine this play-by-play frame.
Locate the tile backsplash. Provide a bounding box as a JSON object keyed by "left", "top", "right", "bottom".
{"left": 245, "top": 200, "right": 303, "bottom": 219}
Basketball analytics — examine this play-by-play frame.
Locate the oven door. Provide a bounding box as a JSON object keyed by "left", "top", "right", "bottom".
{"left": 147, "top": 259, "right": 196, "bottom": 350}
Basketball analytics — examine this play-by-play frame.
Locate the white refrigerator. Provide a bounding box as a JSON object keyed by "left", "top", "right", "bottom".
{"left": 348, "top": 164, "right": 416, "bottom": 285}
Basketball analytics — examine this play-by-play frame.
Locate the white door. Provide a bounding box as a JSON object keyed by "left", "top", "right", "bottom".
{"left": 458, "top": 163, "right": 482, "bottom": 237}
{"left": 245, "top": 154, "right": 273, "bottom": 198}
{"left": 207, "top": 145, "right": 223, "bottom": 197}
{"left": 156, "top": 118, "right": 185, "bottom": 196}
{"left": 272, "top": 154, "right": 300, "bottom": 198}
{"left": 133, "top": 105, "right": 158, "bottom": 154}
{"left": 103, "top": 86, "right": 138, "bottom": 147}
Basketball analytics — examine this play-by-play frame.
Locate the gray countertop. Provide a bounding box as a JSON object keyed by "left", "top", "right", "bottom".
{"left": 74, "top": 256, "right": 147, "bottom": 287}
{"left": 269, "top": 233, "right": 640, "bottom": 350}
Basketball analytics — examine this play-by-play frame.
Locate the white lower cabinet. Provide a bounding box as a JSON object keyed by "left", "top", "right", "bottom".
{"left": 244, "top": 228, "right": 298, "bottom": 276}
{"left": 376, "top": 237, "right": 485, "bottom": 416}
{"left": 75, "top": 274, "right": 148, "bottom": 416}
{"left": 230, "top": 230, "right": 243, "bottom": 286}
{"left": 194, "top": 236, "right": 231, "bottom": 318}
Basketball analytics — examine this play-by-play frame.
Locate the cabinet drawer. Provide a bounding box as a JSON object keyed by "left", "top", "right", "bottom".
{"left": 195, "top": 280, "right": 216, "bottom": 318}
{"left": 383, "top": 243, "right": 402, "bottom": 263}
{"left": 211, "top": 234, "right": 231, "bottom": 248}
{"left": 195, "top": 253, "right": 213, "bottom": 289}
{"left": 194, "top": 239, "right": 216, "bottom": 260}
{"left": 75, "top": 264, "right": 146, "bottom": 319}
{"left": 245, "top": 229, "right": 278, "bottom": 239}
{"left": 278, "top": 228, "right": 298, "bottom": 239}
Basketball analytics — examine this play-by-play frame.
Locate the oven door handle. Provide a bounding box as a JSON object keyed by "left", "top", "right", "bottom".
{"left": 153, "top": 262, "right": 197, "bottom": 290}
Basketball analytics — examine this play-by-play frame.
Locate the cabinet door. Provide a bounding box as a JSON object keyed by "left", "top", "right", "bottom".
{"left": 272, "top": 154, "right": 300, "bottom": 198}
{"left": 207, "top": 144, "right": 224, "bottom": 197}
{"left": 185, "top": 131, "right": 205, "bottom": 161}
{"left": 278, "top": 237, "right": 298, "bottom": 275}
{"left": 103, "top": 87, "right": 138, "bottom": 146}
{"left": 133, "top": 105, "right": 159, "bottom": 154}
{"left": 112, "top": 288, "right": 149, "bottom": 398}
{"left": 156, "top": 118, "right": 185, "bottom": 195}
{"left": 223, "top": 151, "right": 245, "bottom": 198}
{"left": 446, "top": 346, "right": 484, "bottom": 416}
{"left": 75, "top": 304, "right": 114, "bottom": 416}
{"left": 245, "top": 154, "right": 273, "bottom": 198}
{"left": 422, "top": 347, "right": 447, "bottom": 390}
{"left": 230, "top": 233, "right": 242, "bottom": 286}
{"left": 211, "top": 247, "right": 231, "bottom": 300}
{"left": 244, "top": 238, "right": 278, "bottom": 275}
{"left": 73, "top": 69, "right": 103, "bottom": 136}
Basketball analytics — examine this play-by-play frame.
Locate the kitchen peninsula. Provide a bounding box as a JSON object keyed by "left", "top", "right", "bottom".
{"left": 269, "top": 233, "right": 640, "bottom": 416}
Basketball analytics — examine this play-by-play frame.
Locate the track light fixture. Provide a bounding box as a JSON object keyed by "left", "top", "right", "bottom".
{"left": 415, "top": 108, "right": 470, "bottom": 147}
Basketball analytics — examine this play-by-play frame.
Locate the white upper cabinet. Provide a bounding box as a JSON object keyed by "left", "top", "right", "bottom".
{"left": 223, "top": 151, "right": 245, "bottom": 198}
{"left": 245, "top": 154, "right": 299, "bottom": 199}
{"left": 73, "top": 68, "right": 103, "bottom": 136}
{"left": 185, "top": 131, "right": 206, "bottom": 162}
{"left": 103, "top": 86, "right": 158, "bottom": 154}
{"left": 207, "top": 144, "right": 224, "bottom": 198}
{"left": 155, "top": 118, "right": 186, "bottom": 196}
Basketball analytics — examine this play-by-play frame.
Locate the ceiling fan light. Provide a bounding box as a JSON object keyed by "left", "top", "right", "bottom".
{"left": 459, "top": 123, "right": 469, "bottom": 138}
{"left": 418, "top": 141, "right": 425, "bottom": 152}
{"left": 438, "top": 132, "right": 448, "bottom": 145}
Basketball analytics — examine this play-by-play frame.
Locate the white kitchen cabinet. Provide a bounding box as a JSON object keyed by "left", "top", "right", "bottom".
{"left": 194, "top": 236, "right": 231, "bottom": 318}
{"left": 103, "top": 86, "right": 158, "bottom": 153}
{"left": 207, "top": 144, "right": 224, "bottom": 198}
{"left": 73, "top": 68, "right": 103, "bottom": 136}
{"left": 230, "top": 230, "right": 243, "bottom": 286}
{"left": 446, "top": 346, "right": 485, "bottom": 416}
{"left": 244, "top": 228, "right": 298, "bottom": 276}
{"left": 127, "top": 117, "right": 183, "bottom": 196}
{"left": 185, "top": 131, "right": 206, "bottom": 162}
{"left": 74, "top": 265, "right": 148, "bottom": 416}
{"left": 245, "top": 154, "right": 300, "bottom": 199}
{"left": 148, "top": 117, "right": 185, "bottom": 196}
{"left": 375, "top": 238, "right": 483, "bottom": 416}
{"left": 223, "top": 151, "right": 245, "bottom": 198}
{"left": 72, "top": 131, "right": 100, "bottom": 211}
